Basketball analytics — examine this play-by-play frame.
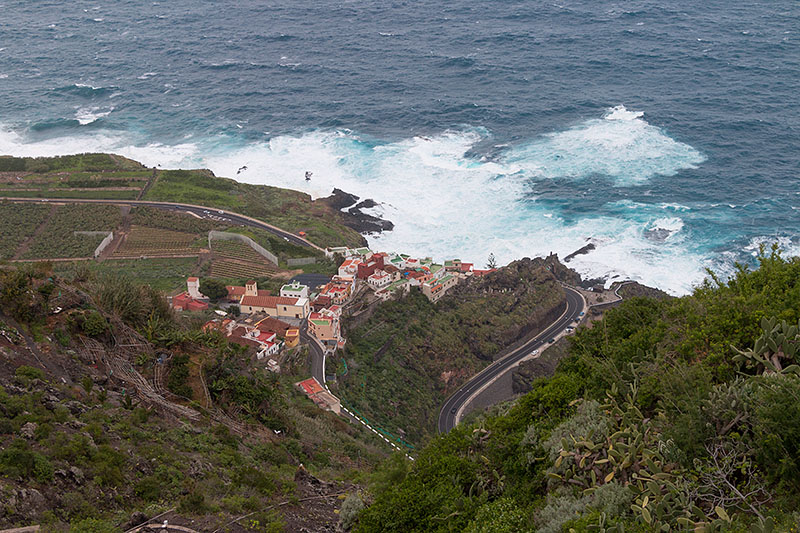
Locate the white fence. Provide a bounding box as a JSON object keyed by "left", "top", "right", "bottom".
{"left": 286, "top": 257, "right": 317, "bottom": 266}
{"left": 74, "top": 231, "right": 114, "bottom": 258}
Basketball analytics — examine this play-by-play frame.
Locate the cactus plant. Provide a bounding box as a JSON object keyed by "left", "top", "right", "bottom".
{"left": 732, "top": 316, "right": 800, "bottom": 375}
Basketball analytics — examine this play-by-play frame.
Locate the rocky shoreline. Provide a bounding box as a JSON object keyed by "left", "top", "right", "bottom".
{"left": 320, "top": 188, "right": 395, "bottom": 235}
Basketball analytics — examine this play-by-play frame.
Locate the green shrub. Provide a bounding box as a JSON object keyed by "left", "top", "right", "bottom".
{"left": 221, "top": 494, "right": 261, "bottom": 513}
{"left": 15, "top": 365, "right": 44, "bottom": 385}
{"left": 134, "top": 475, "right": 162, "bottom": 502}
{"left": 61, "top": 491, "right": 97, "bottom": 521}
{"left": 69, "top": 517, "right": 115, "bottom": 533}
{"left": 91, "top": 445, "right": 126, "bottom": 487}
{"left": 178, "top": 490, "right": 211, "bottom": 515}
{"left": 54, "top": 328, "right": 72, "bottom": 346}
{"left": 0, "top": 439, "right": 54, "bottom": 482}
{"left": 167, "top": 354, "right": 192, "bottom": 398}
{"left": 82, "top": 310, "right": 108, "bottom": 336}
{"left": 464, "top": 498, "right": 530, "bottom": 533}
{"left": 233, "top": 465, "right": 276, "bottom": 495}
{"left": 255, "top": 441, "right": 288, "bottom": 465}
{"left": 339, "top": 492, "right": 366, "bottom": 531}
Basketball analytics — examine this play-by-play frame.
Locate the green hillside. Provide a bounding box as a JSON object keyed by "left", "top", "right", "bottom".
{"left": 354, "top": 246, "right": 800, "bottom": 532}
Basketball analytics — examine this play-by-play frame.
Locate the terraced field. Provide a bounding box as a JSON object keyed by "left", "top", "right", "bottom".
{"left": 209, "top": 258, "right": 279, "bottom": 280}
{"left": 209, "top": 239, "right": 268, "bottom": 263}
{"left": 0, "top": 201, "right": 52, "bottom": 259}
{"left": 114, "top": 226, "right": 203, "bottom": 257}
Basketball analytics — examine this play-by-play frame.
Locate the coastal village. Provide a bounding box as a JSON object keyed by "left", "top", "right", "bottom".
{"left": 169, "top": 247, "right": 495, "bottom": 412}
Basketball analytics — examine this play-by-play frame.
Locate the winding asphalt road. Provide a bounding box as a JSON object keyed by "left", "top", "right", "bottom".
{"left": 0, "top": 197, "right": 323, "bottom": 251}
{"left": 299, "top": 318, "right": 328, "bottom": 386}
{"left": 437, "top": 285, "right": 585, "bottom": 434}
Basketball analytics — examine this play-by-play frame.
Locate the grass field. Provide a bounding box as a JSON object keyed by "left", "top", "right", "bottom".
{"left": 22, "top": 204, "right": 123, "bottom": 259}
{"left": 0, "top": 153, "right": 145, "bottom": 173}
{"left": 0, "top": 201, "right": 52, "bottom": 259}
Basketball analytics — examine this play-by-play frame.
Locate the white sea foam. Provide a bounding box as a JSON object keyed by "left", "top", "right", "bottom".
{"left": 74, "top": 106, "right": 113, "bottom": 125}
{"left": 649, "top": 216, "right": 685, "bottom": 234}
{"left": 604, "top": 105, "right": 644, "bottom": 121}
{"left": 137, "top": 72, "right": 158, "bottom": 79}
{"left": 503, "top": 106, "right": 705, "bottom": 186}
{"left": 659, "top": 202, "right": 691, "bottom": 211}
{"left": 744, "top": 235, "right": 800, "bottom": 258}
{"left": 0, "top": 107, "right": 716, "bottom": 294}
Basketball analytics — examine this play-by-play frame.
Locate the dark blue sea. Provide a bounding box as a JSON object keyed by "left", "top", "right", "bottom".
{"left": 1, "top": 0, "right": 798, "bottom": 293}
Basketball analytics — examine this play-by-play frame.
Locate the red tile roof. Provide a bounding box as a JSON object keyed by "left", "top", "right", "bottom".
{"left": 255, "top": 317, "right": 292, "bottom": 337}
{"left": 298, "top": 378, "right": 325, "bottom": 395}
{"left": 240, "top": 295, "right": 298, "bottom": 309}
{"left": 187, "top": 277, "right": 199, "bottom": 282}
{"left": 172, "top": 292, "right": 208, "bottom": 311}
{"left": 227, "top": 286, "right": 247, "bottom": 298}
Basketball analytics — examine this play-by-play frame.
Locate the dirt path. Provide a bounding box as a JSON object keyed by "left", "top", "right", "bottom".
{"left": 11, "top": 204, "right": 57, "bottom": 260}
{"left": 191, "top": 252, "right": 211, "bottom": 278}
{"left": 136, "top": 168, "right": 158, "bottom": 201}
{"left": 97, "top": 205, "right": 131, "bottom": 261}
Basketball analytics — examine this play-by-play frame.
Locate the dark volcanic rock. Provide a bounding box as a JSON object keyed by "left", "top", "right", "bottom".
{"left": 616, "top": 281, "right": 672, "bottom": 300}
{"left": 564, "top": 242, "right": 596, "bottom": 263}
{"left": 319, "top": 188, "right": 394, "bottom": 234}
{"left": 324, "top": 188, "right": 360, "bottom": 211}
{"left": 512, "top": 337, "right": 570, "bottom": 394}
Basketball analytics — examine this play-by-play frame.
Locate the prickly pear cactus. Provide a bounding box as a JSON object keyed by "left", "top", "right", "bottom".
{"left": 732, "top": 316, "right": 800, "bottom": 375}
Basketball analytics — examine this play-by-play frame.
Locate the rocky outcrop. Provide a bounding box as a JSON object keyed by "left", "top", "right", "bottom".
{"left": 512, "top": 337, "right": 570, "bottom": 394}
{"left": 615, "top": 281, "right": 671, "bottom": 300}
{"left": 319, "top": 188, "right": 394, "bottom": 235}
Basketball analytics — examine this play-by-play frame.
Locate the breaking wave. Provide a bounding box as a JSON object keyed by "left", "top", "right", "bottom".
{"left": 0, "top": 106, "right": 738, "bottom": 295}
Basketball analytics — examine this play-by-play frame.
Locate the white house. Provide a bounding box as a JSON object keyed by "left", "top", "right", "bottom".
{"left": 338, "top": 257, "right": 362, "bottom": 277}
{"left": 280, "top": 281, "right": 309, "bottom": 299}
{"left": 187, "top": 277, "right": 205, "bottom": 299}
{"left": 367, "top": 269, "right": 391, "bottom": 289}
{"left": 256, "top": 340, "right": 280, "bottom": 360}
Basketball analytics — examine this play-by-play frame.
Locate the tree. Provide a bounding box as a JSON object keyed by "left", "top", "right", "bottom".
{"left": 200, "top": 278, "right": 228, "bottom": 302}
{"left": 486, "top": 253, "right": 497, "bottom": 269}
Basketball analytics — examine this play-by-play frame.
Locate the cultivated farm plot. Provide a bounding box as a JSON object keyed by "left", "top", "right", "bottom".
{"left": 209, "top": 239, "right": 270, "bottom": 264}
{"left": 0, "top": 201, "right": 52, "bottom": 259}
{"left": 22, "top": 204, "right": 123, "bottom": 259}
{"left": 130, "top": 206, "right": 231, "bottom": 233}
{"left": 114, "top": 226, "right": 202, "bottom": 257}
{"left": 209, "top": 259, "right": 278, "bottom": 280}
{"left": 52, "top": 257, "right": 199, "bottom": 292}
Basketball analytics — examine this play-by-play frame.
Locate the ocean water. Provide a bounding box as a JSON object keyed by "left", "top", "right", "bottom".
{"left": 1, "top": 0, "right": 799, "bottom": 294}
